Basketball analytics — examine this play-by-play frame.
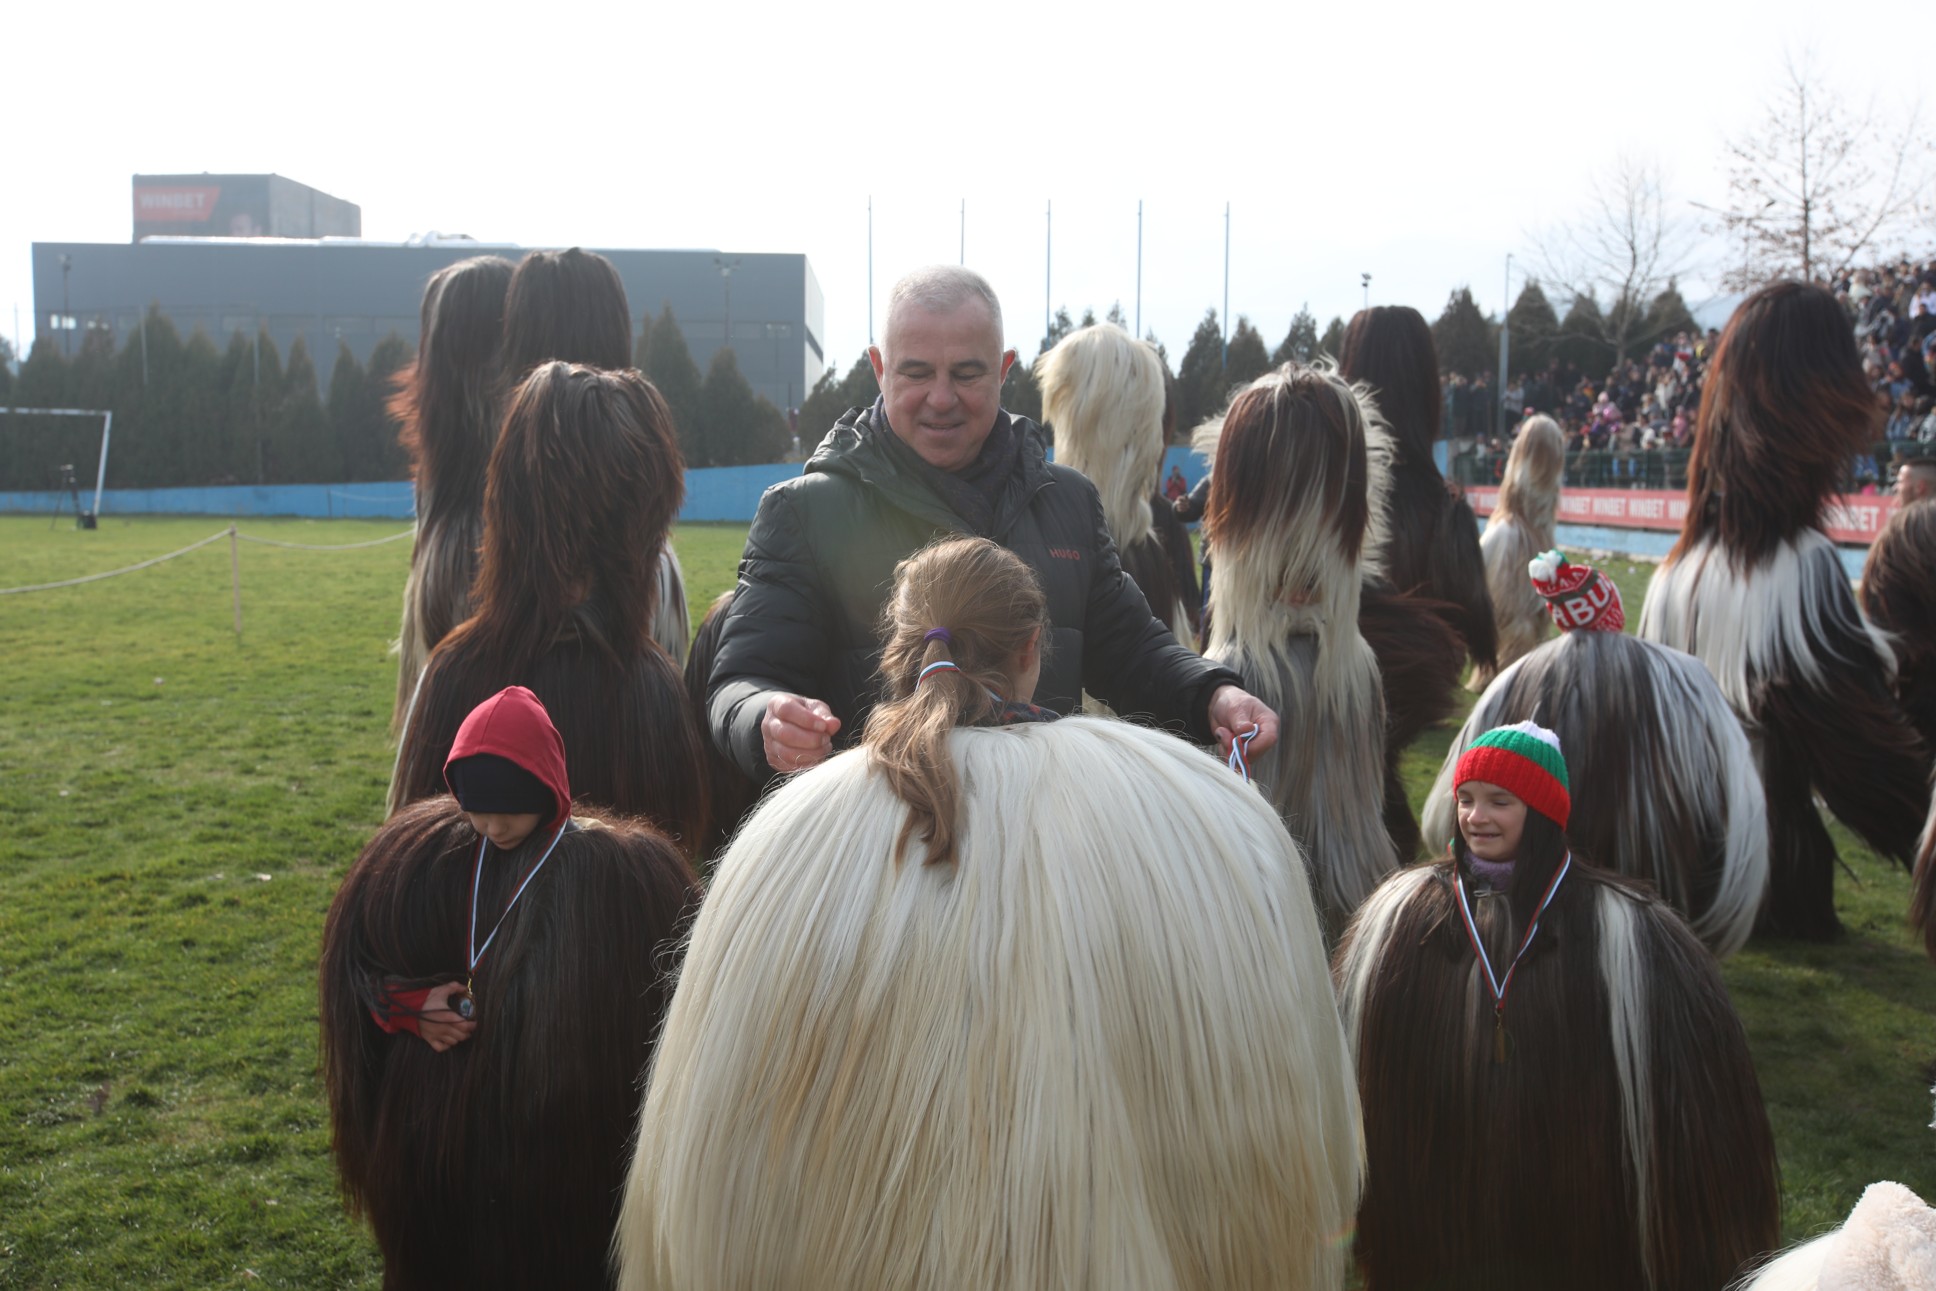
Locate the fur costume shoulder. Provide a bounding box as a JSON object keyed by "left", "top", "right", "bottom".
{"left": 1334, "top": 859, "right": 1780, "bottom": 1291}
{"left": 1639, "top": 529, "right": 1927, "bottom": 939}
{"left": 619, "top": 716, "right": 1361, "bottom": 1291}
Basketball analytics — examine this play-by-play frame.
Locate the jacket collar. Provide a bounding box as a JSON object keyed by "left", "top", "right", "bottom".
{"left": 806, "top": 401, "right": 1055, "bottom": 538}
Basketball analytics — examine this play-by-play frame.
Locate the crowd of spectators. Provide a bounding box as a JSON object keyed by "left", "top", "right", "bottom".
{"left": 1450, "top": 257, "right": 1936, "bottom": 493}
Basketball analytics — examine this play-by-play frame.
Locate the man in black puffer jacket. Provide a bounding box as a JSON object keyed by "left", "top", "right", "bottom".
{"left": 708, "top": 266, "right": 1279, "bottom": 780}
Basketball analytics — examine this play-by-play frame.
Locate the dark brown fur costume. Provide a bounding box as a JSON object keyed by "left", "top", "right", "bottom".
{"left": 391, "top": 256, "right": 516, "bottom": 730}
{"left": 320, "top": 796, "right": 699, "bottom": 1290}
{"left": 1638, "top": 282, "right": 1927, "bottom": 941}
{"left": 1336, "top": 850, "right": 1779, "bottom": 1291}
{"left": 390, "top": 363, "right": 709, "bottom": 855}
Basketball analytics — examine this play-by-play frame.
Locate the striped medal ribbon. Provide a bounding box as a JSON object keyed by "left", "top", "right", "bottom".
{"left": 464, "top": 820, "right": 570, "bottom": 1012}
{"left": 1451, "top": 852, "right": 1573, "bottom": 1064}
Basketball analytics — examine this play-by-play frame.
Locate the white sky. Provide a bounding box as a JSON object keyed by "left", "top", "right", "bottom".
{"left": 6, "top": 1, "right": 1926, "bottom": 374}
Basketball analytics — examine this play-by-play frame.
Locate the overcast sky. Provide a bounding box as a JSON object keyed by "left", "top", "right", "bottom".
{"left": 6, "top": 1, "right": 1926, "bottom": 376}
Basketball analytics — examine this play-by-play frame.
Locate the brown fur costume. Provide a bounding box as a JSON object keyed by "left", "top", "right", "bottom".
{"left": 1336, "top": 844, "right": 1780, "bottom": 1291}
{"left": 390, "top": 363, "right": 708, "bottom": 854}
{"left": 1638, "top": 282, "right": 1927, "bottom": 941}
{"left": 391, "top": 255, "right": 516, "bottom": 731}
{"left": 321, "top": 796, "right": 698, "bottom": 1290}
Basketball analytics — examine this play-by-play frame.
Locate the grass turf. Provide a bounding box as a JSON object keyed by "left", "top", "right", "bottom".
{"left": 0, "top": 516, "right": 1930, "bottom": 1286}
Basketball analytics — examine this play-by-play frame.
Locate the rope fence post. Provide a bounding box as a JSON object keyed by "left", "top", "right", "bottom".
{"left": 229, "top": 525, "right": 243, "bottom": 644}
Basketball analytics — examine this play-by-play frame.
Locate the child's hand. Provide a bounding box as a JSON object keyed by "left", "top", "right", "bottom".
{"left": 418, "top": 981, "right": 478, "bottom": 1053}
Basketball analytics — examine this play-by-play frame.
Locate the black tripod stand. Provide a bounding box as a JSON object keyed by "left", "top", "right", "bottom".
{"left": 49, "top": 464, "right": 94, "bottom": 530}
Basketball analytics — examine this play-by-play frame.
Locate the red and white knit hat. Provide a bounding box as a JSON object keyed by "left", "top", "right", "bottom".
{"left": 1528, "top": 549, "right": 1624, "bottom": 634}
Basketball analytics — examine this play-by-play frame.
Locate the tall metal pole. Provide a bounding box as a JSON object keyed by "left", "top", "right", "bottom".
{"left": 960, "top": 199, "right": 965, "bottom": 265}
{"left": 1135, "top": 200, "right": 1143, "bottom": 338}
{"left": 1362, "top": 273, "right": 1371, "bottom": 310}
{"left": 1497, "top": 252, "right": 1513, "bottom": 436}
{"left": 1221, "top": 203, "right": 1230, "bottom": 366}
{"left": 1045, "top": 200, "right": 1053, "bottom": 342}
{"left": 867, "top": 196, "right": 874, "bottom": 346}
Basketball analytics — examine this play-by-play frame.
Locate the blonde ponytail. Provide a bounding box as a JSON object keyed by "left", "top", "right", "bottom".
{"left": 866, "top": 539, "right": 1049, "bottom": 867}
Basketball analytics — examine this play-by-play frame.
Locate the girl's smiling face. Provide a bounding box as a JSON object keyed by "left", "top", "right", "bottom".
{"left": 1456, "top": 780, "right": 1528, "bottom": 863}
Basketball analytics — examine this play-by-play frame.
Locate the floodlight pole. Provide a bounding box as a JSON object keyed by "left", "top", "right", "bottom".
{"left": 1498, "top": 252, "right": 1513, "bottom": 437}
{"left": 1222, "top": 202, "right": 1230, "bottom": 366}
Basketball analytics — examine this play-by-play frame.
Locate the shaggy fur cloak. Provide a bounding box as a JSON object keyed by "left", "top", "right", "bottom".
{"left": 1196, "top": 366, "right": 1398, "bottom": 930}
{"left": 1638, "top": 283, "right": 1928, "bottom": 940}
{"left": 1424, "top": 631, "right": 1769, "bottom": 956}
{"left": 1335, "top": 859, "right": 1780, "bottom": 1291}
{"left": 1038, "top": 325, "right": 1193, "bottom": 640}
{"left": 616, "top": 718, "right": 1362, "bottom": 1291}
{"left": 1471, "top": 415, "right": 1565, "bottom": 690}
{"left": 1861, "top": 501, "right": 1936, "bottom": 762}
{"left": 320, "top": 797, "right": 699, "bottom": 1290}
{"left": 1639, "top": 529, "right": 1925, "bottom": 939}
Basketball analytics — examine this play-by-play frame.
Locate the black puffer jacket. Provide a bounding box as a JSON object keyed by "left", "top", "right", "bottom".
{"left": 707, "top": 404, "right": 1240, "bottom": 780}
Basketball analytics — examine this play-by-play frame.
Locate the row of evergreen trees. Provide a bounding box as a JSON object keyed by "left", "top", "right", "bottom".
{"left": 788, "top": 278, "right": 1695, "bottom": 453}
{"left": 0, "top": 303, "right": 799, "bottom": 493}
{"left": 0, "top": 312, "right": 411, "bottom": 494}
{"left": 0, "top": 280, "right": 1697, "bottom": 492}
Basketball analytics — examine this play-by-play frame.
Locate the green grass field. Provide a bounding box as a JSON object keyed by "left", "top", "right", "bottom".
{"left": 1, "top": 515, "right": 1930, "bottom": 1288}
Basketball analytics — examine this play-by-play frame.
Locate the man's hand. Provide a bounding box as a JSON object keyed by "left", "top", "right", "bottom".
{"left": 418, "top": 981, "right": 478, "bottom": 1053}
{"left": 762, "top": 693, "right": 842, "bottom": 774}
{"left": 1207, "top": 685, "right": 1280, "bottom": 760}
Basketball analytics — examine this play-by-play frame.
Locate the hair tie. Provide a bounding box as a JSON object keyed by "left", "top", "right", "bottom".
{"left": 923, "top": 628, "right": 952, "bottom": 645}
{"left": 917, "top": 660, "right": 960, "bottom": 687}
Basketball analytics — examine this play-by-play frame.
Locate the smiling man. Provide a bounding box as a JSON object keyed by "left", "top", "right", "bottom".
{"left": 707, "top": 264, "right": 1279, "bottom": 779}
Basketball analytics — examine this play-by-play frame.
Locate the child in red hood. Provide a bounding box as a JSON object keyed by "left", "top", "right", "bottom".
{"left": 363, "top": 685, "right": 574, "bottom": 1049}
{"left": 320, "top": 685, "right": 699, "bottom": 1290}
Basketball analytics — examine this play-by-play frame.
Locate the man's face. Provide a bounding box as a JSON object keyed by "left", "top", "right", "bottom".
{"left": 870, "top": 300, "right": 1016, "bottom": 472}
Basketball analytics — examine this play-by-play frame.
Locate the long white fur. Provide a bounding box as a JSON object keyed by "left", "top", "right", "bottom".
{"left": 1037, "top": 325, "right": 1190, "bottom": 637}
{"left": 1331, "top": 863, "right": 1437, "bottom": 1063}
{"left": 1472, "top": 415, "right": 1565, "bottom": 689}
{"left": 651, "top": 545, "right": 690, "bottom": 667}
{"left": 1195, "top": 371, "right": 1398, "bottom": 929}
{"left": 1733, "top": 1236, "right": 1833, "bottom": 1291}
{"left": 1598, "top": 890, "right": 1656, "bottom": 1281}
{"left": 1422, "top": 633, "right": 1769, "bottom": 956}
{"left": 616, "top": 717, "right": 1361, "bottom": 1291}
{"left": 1638, "top": 529, "right": 1899, "bottom": 714}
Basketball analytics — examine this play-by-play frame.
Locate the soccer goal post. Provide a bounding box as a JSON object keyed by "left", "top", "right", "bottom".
{"left": 1, "top": 407, "right": 113, "bottom": 515}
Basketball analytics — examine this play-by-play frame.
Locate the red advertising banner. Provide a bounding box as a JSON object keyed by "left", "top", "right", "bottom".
{"left": 1465, "top": 486, "right": 1892, "bottom": 545}
{"left": 133, "top": 185, "right": 222, "bottom": 223}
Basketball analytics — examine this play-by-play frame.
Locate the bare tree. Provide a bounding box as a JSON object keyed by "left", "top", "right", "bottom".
{"left": 1532, "top": 155, "right": 1701, "bottom": 368}
{"left": 1715, "top": 51, "right": 1933, "bottom": 289}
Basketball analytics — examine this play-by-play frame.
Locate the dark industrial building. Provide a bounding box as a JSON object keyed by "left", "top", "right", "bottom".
{"left": 32, "top": 176, "right": 827, "bottom": 413}
{"left": 132, "top": 173, "right": 361, "bottom": 241}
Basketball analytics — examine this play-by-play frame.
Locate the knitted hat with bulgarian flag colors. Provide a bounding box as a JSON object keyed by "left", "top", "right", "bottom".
{"left": 1453, "top": 720, "right": 1571, "bottom": 829}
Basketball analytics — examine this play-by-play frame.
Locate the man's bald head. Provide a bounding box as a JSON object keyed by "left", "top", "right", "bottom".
{"left": 884, "top": 265, "right": 1005, "bottom": 345}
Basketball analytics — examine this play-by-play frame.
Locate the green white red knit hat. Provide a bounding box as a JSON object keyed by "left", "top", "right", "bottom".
{"left": 1529, "top": 549, "right": 1624, "bottom": 633}
{"left": 1453, "top": 720, "right": 1571, "bottom": 829}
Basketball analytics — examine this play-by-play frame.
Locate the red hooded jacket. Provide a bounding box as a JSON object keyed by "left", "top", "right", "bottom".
{"left": 442, "top": 685, "right": 574, "bottom": 837}
{"left": 372, "top": 686, "right": 573, "bottom": 1036}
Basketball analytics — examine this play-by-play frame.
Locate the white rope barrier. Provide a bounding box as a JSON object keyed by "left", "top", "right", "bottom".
{"left": 235, "top": 528, "right": 415, "bottom": 552}
{"left": 0, "top": 524, "right": 414, "bottom": 595}
{"left": 0, "top": 529, "right": 230, "bottom": 595}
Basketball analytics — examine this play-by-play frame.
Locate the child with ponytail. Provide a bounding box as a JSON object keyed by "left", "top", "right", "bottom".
{"left": 617, "top": 535, "right": 1361, "bottom": 1291}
